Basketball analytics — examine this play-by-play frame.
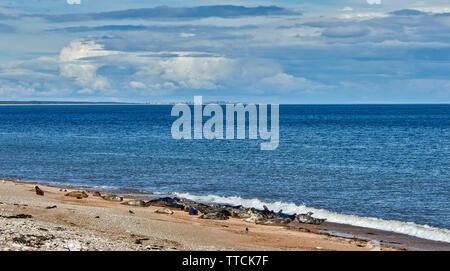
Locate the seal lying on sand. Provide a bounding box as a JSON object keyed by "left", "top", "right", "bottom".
{"left": 35, "top": 186, "right": 44, "bottom": 196}
{"left": 65, "top": 191, "right": 88, "bottom": 199}
{"left": 294, "top": 212, "right": 325, "bottom": 225}
{"left": 155, "top": 208, "right": 174, "bottom": 215}
{"left": 200, "top": 212, "right": 229, "bottom": 220}
{"left": 256, "top": 217, "right": 292, "bottom": 226}
{"left": 102, "top": 194, "right": 123, "bottom": 202}
{"left": 147, "top": 197, "right": 176, "bottom": 207}
{"left": 121, "top": 200, "right": 146, "bottom": 207}
{"left": 93, "top": 191, "right": 102, "bottom": 197}
{"left": 188, "top": 207, "right": 198, "bottom": 215}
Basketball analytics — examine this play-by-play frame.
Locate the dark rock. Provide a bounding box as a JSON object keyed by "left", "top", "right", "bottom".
{"left": 3, "top": 214, "right": 33, "bottom": 219}
{"left": 45, "top": 205, "right": 57, "bottom": 209}
{"left": 135, "top": 238, "right": 149, "bottom": 245}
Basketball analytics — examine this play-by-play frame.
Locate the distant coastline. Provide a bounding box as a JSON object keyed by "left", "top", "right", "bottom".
{"left": 1, "top": 101, "right": 449, "bottom": 106}
{"left": 0, "top": 101, "right": 142, "bottom": 106}
{"left": 0, "top": 101, "right": 243, "bottom": 106}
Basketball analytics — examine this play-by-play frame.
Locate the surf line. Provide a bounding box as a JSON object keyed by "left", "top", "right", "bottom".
{"left": 171, "top": 96, "right": 279, "bottom": 150}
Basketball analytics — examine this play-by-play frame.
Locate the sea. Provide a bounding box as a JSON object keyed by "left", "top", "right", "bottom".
{"left": 0, "top": 104, "right": 449, "bottom": 242}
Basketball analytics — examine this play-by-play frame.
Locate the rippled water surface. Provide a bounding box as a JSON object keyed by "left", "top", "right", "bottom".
{"left": 0, "top": 105, "right": 449, "bottom": 232}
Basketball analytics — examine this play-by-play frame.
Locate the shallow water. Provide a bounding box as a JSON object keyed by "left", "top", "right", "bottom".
{"left": 0, "top": 105, "right": 449, "bottom": 241}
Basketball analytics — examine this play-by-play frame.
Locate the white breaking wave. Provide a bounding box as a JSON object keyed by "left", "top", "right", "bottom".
{"left": 173, "top": 192, "right": 450, "bottom": 243}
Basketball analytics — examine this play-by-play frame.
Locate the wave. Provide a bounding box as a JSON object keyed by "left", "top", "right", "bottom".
{"left": 173, "top": 192, "right": 450, "bottom": 243}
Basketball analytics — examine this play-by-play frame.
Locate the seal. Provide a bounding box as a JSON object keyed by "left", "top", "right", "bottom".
{"left": 155, "top": 208, "right": 174, "bottom": 215}
{"left": 121, "top": 200, "right": 146, "bottom": 207}
{"left": 147, "top": 197, "right": 176, "bottom": 207}
{"left": 188, "top": 207, "right": 198, "bottom": 215}
{"left": 93, "top": 191, "right": 102, "bottom": 197}
{"left": 65, "top": 191, "right": 88, "bottom": 199}
{"left": 200, "top": 212, "right": 229, "bottom": 220}
{"left": 35, "top": 186, "right": 44, "bottom": 196}
{"left": 256, "top": 217, "right": 292, "bottom": 226}
{"left": 294, "top": 212, "right": 326, "bottom": 225}
{"left": 102, "top": 194, "right": 123, "bottom": 202}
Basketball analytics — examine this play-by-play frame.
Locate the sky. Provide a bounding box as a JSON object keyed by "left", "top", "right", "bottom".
{"left": 0, "top": 0, "right": 449, "bottom": 103}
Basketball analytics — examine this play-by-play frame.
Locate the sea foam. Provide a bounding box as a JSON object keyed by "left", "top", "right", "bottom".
{"left": 173, "top": 192, "right": 450, "bottom": 243}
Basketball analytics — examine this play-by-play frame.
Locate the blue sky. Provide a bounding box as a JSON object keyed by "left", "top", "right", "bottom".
{"left": 0, "top": 0, "right": 449, "bottom": 103}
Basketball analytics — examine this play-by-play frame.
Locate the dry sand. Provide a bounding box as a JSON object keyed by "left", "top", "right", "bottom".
{"left": 0, "top": 179, "right": 446, "bottom": 251}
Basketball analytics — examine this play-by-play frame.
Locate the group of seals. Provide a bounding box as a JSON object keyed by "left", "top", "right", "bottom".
{"left": 64, "top": 190, "right": 125, "bottom": 202}
{"left": 60, "top": 189, "right": 325, "bottom": 226}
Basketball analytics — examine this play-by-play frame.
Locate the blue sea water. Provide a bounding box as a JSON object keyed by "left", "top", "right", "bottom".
{"left": 0, "top": 105, "right": 449, "bottom": 241}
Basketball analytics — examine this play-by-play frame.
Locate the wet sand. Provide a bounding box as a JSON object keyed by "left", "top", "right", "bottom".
{"left": 0, "top": 179, "right": 448, "bottom": 251}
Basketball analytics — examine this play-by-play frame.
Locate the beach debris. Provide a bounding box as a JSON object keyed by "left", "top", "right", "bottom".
{"left": 121, "top": 200, "right": 146, "bottom": 207}
{"left": 293, "top": 212, "right": 326, "bottom": 225}
{"left": 2, "top": 214, "right": 33, "bottom": 219}
{"left": 65, "top": 191, "right": 88, "bottom": 199}
{"left": 129, "top": 210, "right": 135, "bottom": 214}
{"left": 200, "top": 212, "right": 229, "bottom": 220}
{"left": 35, "top": 186, "right": 44, "bottom": 196}
{"left": 95, "top": 216, "right": 100, "bottom": 219}
{"left": 155, "top": 208, "right": 174, "bottom": 215}
{"left": 366, "top": 240, "right": 381, "bottom": 251}
{"left": 93, "top": 191, "right": 102, "bottom": 197}
{"left": 135, "top": 238, "right": 149, "bottom": 245}
{"left": 45, "top": 205, "right": 57, "bottom": 209}
{"left": 102, "top": 195, "right": 123, "bottom": 202}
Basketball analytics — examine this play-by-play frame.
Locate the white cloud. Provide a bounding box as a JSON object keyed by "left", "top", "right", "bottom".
{"left": 341, "top": 7, "right": 354, "bottom": 12}
{"left": 59, "top": 40, "right": 117, "bottom": 91}
{"left": 179, "top": 33, "right": 196, "bottom": 38}
{"left": 261, "top": 73, "right": 324, "bottom": 92}
{"left": 67, "top": 0, "right": 81, "bottom": 5}
{"left": 159, "top": 56, "right": 236, "bottom": 89}
{"left": 367, "top": 0, "right": 382, "bottom": 5}
{"left": 0, "top": 38, "right": 328, "bottom": 98}
{"left": 129, "top": 81, "right": 146, "bottom": 89}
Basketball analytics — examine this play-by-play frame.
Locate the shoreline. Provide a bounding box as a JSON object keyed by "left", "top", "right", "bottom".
{"left": 1, "top": 178, "right": 449, "bottom": 251}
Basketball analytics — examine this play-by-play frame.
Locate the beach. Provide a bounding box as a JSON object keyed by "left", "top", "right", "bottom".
{"left": 1, "top": 179, "right": 448, "bottom": 251}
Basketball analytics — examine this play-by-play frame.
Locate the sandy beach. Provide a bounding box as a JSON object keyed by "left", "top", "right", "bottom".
{"left": 0, "top": 180, "right": 449, "bottom": 251}
{"left": 0, "top": 179, "right": 448, "bottom": 251}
